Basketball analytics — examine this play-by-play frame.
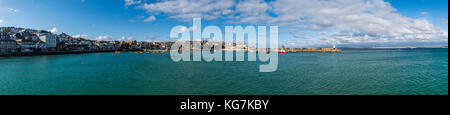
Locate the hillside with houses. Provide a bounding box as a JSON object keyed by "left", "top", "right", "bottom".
{"left": 0, "top": 27, "right": 173, "bottom": 55}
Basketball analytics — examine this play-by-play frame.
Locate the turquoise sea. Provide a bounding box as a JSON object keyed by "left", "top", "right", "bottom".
{"left": 0, "top": 49, "right": 448, "bottom": 95}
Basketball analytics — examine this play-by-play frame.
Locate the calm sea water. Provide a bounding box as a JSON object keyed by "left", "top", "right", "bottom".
{"left": 0, "top": 49, "right": 448, "bottom": 95}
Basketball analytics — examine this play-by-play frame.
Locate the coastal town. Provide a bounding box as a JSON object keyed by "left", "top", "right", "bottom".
{"left": 1, "top": 27, "right": 342, "bottom": 56}
{"left": 0, "top": 27, "right": 179, "bottom": 56}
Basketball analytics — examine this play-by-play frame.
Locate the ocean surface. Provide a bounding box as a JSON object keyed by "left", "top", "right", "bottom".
{"left": 0, "top": 49, "right": 448, "bottom": 95}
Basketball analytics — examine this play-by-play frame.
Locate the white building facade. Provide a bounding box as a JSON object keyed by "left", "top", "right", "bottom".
{"left": 39, "top": 33, "right": 57, "bottom": 48}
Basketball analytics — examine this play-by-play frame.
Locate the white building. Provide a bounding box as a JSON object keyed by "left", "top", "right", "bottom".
{"left": 0, "top": 32, "right": 18, "bottom": 53}
{"left": 38, "top": 33, "right": 57, "bottom": 48}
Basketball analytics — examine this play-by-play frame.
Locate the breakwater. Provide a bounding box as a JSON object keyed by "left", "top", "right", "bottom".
{"left": 288, "top": 48, "right": 343, "bottom": 53}
{"left": 0, "top": 49, "right": 142, "bottom": 57}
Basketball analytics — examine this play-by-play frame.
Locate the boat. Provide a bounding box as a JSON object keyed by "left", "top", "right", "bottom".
{"left": 279, "top": 49, "right": 288, "bottom": 53}
{"left": 114, "top": 51, "right": 121, "bottom": 54}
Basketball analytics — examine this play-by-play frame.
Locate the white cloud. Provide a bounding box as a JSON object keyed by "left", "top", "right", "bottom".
{"left": 140, "top": 0, "right": 235, "bottom": 21}
{"left": 72, "top": 34, "right": 89, "bottom": 38}
{"left": 267, "top": 0, "right": 446, "bottom": 45}
{"left": 144, "top": 16, "right": 156, "bottom": 22}
{"left": 96, "top": 35, "right": 113, "bottom": 41}
{"left": 439, "top": 32, "right": 448, "bottom": 39}
{"left": 0, "top": 19, "right": 3, "bottom": 23}
{"left": 235, "top": 0, "right": 272, "bottom": 23}
{"left": 49, "top": 27, "right": 58, "bottom": 33}
{"left": 420, "top": 12, "right": 430, "bottom": 15}
{"left": 180, "top": 26, "right": 197, "bottom": 32}
{"left": 7, "top": 8, "right": 19, "bottom": 13}
{"left": 129, "top": 15, "right": 156, "bottom": 22}
{"left": 128, "top": 0, "right": 447, "bottom": 46}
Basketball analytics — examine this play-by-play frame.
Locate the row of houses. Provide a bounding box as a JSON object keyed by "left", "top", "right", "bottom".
{"left": 0, "top": 27, "right": 174, "bottom": 54}
{"left": 1, "top": 27, "right": 58, "bottom": 53}
{"left": 1, "top": 27, "right": 259, "bottom": 54}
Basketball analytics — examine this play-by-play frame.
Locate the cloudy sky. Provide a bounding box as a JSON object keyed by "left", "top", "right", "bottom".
{"left": 0, "top": 0, "right": 448, "bottom": 47}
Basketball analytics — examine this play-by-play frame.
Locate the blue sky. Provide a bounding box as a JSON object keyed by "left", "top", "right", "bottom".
{"left": 0, "top": 0, "right": 448, "bottom": 47}
{"left": 386, "top": 0, "right": 448, "bottom": 30}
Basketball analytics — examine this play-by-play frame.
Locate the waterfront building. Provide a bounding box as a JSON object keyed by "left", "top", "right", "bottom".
{"left": 0, "top": 32, "right": 7, "bottom": 39}
{"left": 36, "top": 42, "right": 48, "bottom": 52}
{"left": 0, "top": 27, "right": 21, "bottom": 33}
{"left": 38, "top": 32, "right": 57, "bottom": 48}
{"left": 72, "top": 38, "right": 81, "bottom": 43}
{"left": 57, "top": 36, "right": 68, "bottom": 43}
{"left": 153, "top": 42, "right": 169, "bottom": 50}
{"left": 119, "top": 41, "right": 130, "bottom": 49}
{"left": 8, "top": 34, "right": 17, "bottom": 40}
{"left": 0, "top": 32, "right": 18, "bottom": 53}
{"left": 16, "top": 39, "right": 37, "bottom": 53}
{"left": 236, "top": 42, "right": 247, "bottom": 50}
{"left": 106, "top": 41, "right": 118, "bottom": 50}
{"left": 95, "top": 41, "right": 106, "bottom": 50}
{"left": 165, "top": 42, "right": 175, "bottom": 50}
{"left": 137, "top": 42, "right": 149, "bottom": 49}
{"left": 31, "top": 36, "right": 40, "bottom": 42}
{"left": 128, "top": 40, "right": 139, "bottom": 49}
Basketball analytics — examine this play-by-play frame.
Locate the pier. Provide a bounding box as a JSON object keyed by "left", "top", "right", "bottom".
{"left": 143, "top": 49, "right": 168, "bottom": 53}
{"left": 287, "top": 48, "right": 342, "bottom": 53}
